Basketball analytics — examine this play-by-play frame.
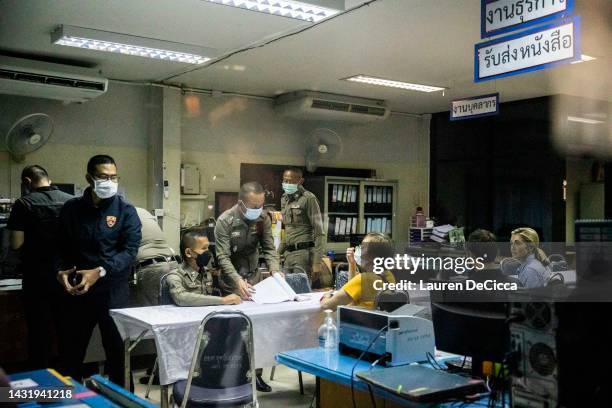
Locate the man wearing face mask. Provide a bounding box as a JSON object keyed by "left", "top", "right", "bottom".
{"left": 215, "top": 181, "right": 280, "bottom": 299}
{"left": 166, "top": 227, "right": 241, "bottom": 306}
{"left": 7, "top": 165, "right": 72, "bottom": 369}
{"left": 214, "top": 181, "right": 279, "bottom": 392}
{"left": 56, "top": 155, "right": 141, "bottom": 387}
{"left": 280, "top": 168, "right": 328, "bottom": 287}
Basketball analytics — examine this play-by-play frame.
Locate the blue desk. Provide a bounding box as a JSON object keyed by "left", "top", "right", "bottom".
{"left": 7, "top": 369, "right": 155, "bottom": 408}
{"left": 8, "top": 369, "right": 116, "bottom": 407}
{"left": 276, "top": 348, "right": 499, "bottom": 407}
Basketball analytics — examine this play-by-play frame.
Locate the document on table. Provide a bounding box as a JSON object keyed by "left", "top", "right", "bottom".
{"left": 251, "top": 273, "right": 309, "bottom": 304}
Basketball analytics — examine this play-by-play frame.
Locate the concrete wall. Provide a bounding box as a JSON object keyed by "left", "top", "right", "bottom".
{"left": 179, "top": 94, "right": 430, "bottom": 242}
{"left": 0, "top": 82, "right": 150, "bottom": 209}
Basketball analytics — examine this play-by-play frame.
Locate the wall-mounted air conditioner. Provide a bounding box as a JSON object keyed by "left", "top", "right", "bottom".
{"left": 274, "top": 91, "right": 390, "bottom": 122}
{"left": 0, "top": 56, "right": 108, "bottom": 103}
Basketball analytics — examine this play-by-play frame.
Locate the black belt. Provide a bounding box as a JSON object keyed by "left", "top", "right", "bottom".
{"left": 136, "top": 255, "right": 181, "bottom": 269}
{"left": 286, "top": 242, "right": 314, "bottom": 252}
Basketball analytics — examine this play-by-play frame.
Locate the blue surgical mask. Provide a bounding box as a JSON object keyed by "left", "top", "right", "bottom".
{"left": 282, "top": 183, "right": 299, "bottom": 195}
{"left": 240, "top": 201, "right": 263, "bottom": 221}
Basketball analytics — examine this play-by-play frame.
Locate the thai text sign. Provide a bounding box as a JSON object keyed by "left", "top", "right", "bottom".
{"left": 475, "top": 16, "right": 580, "bottom": 82}
{"left": 482, "top": 0, "right": 574, "bottom": 38}
{"left": 451, "top": 93, "right": 499, "bottom": 120}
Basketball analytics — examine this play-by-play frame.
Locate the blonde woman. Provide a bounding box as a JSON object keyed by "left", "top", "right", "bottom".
{"left": 320, "top": 233, "right": 395, "bottom": 310}
{"left": 510, "top": 227, "right": 551, "bottom": 288}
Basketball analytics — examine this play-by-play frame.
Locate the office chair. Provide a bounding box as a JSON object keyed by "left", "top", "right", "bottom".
{"left": 334, "top": 262, "right": 349, "bottom": 289}
{"left": 144, "top": 273, "right": 175, "bottom": 398}
{"left": 548, "top": 254, "right": 568, "bottom": 272}
{"left": 547, "top": 272, "right": 565, "bottom": 287}
{"left": 173, "top": 310, "right": 258, "bottom": 408}
{"left": 375, "top": 289, "right": 410, "bottom": 313}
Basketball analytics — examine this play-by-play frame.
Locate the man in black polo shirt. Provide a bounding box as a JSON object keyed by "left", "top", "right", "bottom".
{"left": 7, "top": 165, "right": 73, "bottom": 369}
{"left": 56, "top": 155, "right": 141, "bottom": 386}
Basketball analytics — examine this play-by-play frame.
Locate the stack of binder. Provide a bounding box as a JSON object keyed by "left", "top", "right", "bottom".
{"left": 430, "top": 224, "right": 454, "bottom": 243}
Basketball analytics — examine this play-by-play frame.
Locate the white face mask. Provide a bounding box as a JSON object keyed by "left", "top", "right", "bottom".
{"left": 93, "top": 179, "right": 118, "bottom": 199}
{"left": 353, "top": 245, "right": 362, "bottom": 268}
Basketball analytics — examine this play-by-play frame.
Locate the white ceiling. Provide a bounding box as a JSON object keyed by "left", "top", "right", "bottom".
{"left": 0, "top": 0, "right": 610, "bottom": 113}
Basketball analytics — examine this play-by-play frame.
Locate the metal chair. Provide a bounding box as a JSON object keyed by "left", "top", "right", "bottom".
{"left": 173, "top": 310, "right": 258, "bottom": 408}
{"left": 284, "top": 271, "right": 311, "bottom": 294}
{"left": 144, "top": 273, "right": 175, "bottom": 398}
{"left": 269, "top": 267, "right": 308, "bottom": 394}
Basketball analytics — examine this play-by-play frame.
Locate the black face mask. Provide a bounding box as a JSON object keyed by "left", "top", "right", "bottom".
{"left": 195, "top": 251, "right": 212, "bottom": 268}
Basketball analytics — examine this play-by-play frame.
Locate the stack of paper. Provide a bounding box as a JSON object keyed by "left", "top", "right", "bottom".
{"left": 431, "top": 224, "right": 454, "bottom": 243}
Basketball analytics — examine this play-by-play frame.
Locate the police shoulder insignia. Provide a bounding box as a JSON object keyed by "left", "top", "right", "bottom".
{"left": 106, "top": 215, "right": 117, "bottom": 228}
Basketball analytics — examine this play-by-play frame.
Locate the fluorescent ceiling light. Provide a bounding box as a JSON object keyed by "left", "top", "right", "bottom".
{"left": 571, "top": 54, "right": 597, "bottom": 64}
{"left": 52, "top": 25, "right": 215, "bottom": 64}
{"left": 344, "top": 75, "right": 446, "bottom": 93}
{"left": 567, "top": 116, "right": 604, "bottom": 124}
{"left": 203, "top": 0, "right": 343, "bottom": 22}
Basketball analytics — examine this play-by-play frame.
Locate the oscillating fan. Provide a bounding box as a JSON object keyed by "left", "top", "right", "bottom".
{"left": 5, "top": 113, "right": 54, "bottom": 162}
{"left": 305, "top": 128, "right": 342, "bottom": 172}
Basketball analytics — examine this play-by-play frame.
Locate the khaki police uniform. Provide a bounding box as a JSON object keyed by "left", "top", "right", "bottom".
{"left": 281, "top": 185, "right": 328, "bottom": 284}
{"left": 166, "top": 262, "right": 223, "bottom": 306}
{"left": 214, "top": 204, "right": 280, "bottom": 294}
{"left": 134, "top": 207, "right": 180, "bottom": 306}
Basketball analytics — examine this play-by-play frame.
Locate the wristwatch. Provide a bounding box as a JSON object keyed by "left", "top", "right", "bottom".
{"left": 98, "top": 266, "right": 107, "bottom": 278}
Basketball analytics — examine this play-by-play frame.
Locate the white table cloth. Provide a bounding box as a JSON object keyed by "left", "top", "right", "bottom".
{"left": 110, "top": 293, "right": 325, "bottom": 385}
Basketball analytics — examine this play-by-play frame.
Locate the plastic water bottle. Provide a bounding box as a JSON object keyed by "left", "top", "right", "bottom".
{"left": 318, "top": 309, "right": 338, "bottom": 349}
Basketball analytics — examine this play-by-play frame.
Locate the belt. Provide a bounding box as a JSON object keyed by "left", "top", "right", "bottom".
{"left": 286, "top": 241, "right": 314, "bottom": 252}
{"left": 136, "top": 255, "right": 181, "bottom": 269}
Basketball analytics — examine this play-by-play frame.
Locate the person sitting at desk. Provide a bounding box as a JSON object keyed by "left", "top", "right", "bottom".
{"left": 510, "top": 227, "right": 551, "bottom": 288}
{"left": 320, "top": 232, "right": 395, "bottom": 311}
{"left": 466, "top": 229, "right": 518, "bottom": 284}
{"left": 166, "top": 228, "right": 241, "bottom": 306}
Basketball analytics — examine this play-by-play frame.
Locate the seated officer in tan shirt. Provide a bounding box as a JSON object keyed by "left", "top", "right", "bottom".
{"left": 167, "top": 228, "right": 241, "bottom": 306}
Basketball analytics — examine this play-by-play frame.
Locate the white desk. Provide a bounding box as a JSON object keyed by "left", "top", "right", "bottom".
{"left": 110, "top": 292, "right": 324, "bottom": 404}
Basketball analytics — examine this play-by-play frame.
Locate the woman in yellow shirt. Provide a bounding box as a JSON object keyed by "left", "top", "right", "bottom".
{"left": 320, "top": 232, "right": 395, "bottom": 310}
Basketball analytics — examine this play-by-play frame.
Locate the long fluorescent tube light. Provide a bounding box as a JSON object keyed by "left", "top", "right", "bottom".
{"left": 203, "top": 0, "right": 343, "bottom": 22}
{"left": 570, "top": 54, "right": 597, "bottom": 64}
{"left": 344, "top": 75, "right": 446, "bottom": 93}
{"left": 52, "top": 25, "right": 215, "bottom": 64}
{"left": 567, "top": 116, "right": 604, "bottom": 125}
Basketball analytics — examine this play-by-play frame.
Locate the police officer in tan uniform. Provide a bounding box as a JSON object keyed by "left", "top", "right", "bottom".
{"left": 166, "top": 227, "right": 241, "bottom": 306}
{"left": 280, "top": 168, "right": 328, "bottom": 286}
{"left": 214, "top": 181, "right": 279, "bottom": 392}
{"left": 215, "top": 182, "right": 280, "bottom": 299}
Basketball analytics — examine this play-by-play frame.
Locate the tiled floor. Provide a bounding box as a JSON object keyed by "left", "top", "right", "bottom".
{"left": 133, "top": 365, "right": 316, "bottom": 407}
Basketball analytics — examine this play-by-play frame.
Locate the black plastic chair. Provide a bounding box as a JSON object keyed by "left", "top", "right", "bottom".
{"left": 375, "top": 290, "right": 410, "bottom": 313}
{"left": 173, "top": 310, "right": 257, "bottom": 408}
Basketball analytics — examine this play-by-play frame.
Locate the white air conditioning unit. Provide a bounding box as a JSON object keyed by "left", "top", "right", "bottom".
{"left": 0, "top": 57, "right": 108, "bottom": 103}
{"left": 275, "top": 91, "right": 390, "bottom": 122}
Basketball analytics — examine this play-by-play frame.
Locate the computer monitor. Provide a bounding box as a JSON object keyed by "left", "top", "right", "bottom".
{"left": 430, "top": 297, "right": 509, "bottom": 375}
